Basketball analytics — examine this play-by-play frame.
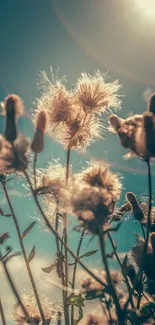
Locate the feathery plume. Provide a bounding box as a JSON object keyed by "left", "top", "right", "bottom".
{"left": 75, "top": 71, "right": 121, "bottom": 114}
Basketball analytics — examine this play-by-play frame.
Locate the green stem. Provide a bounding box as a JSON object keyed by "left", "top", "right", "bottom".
{"left": 99, "top": 228, "right": 122, "bottom": 324}
{"left": 33, "top": 153, "right": 37, "bottom": 189}
{"left": 107, "top": 232, "right": 134, "bottom": 309}
{"left": 24, "top": 171, "right": 107, "bottom": 288}
{"left": 2, "top": 182, "right": 47, "bottom": 325}
{"left": 0, "top": 298, "right": 6, "bottom": 325}
{"left": 124, "top": 159, "right": 152, "bottom": 311}
{"left": 71, "top": 230, "right": 84, "bottom": 324}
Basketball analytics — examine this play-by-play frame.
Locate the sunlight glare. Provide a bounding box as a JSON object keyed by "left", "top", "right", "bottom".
{"left": 133, "top": 0, "right": 155, "bottom": 20}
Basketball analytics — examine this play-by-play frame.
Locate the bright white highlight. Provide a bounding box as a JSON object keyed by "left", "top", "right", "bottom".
{"left": 133, "top": 0, "right": 155, "bottom": 20}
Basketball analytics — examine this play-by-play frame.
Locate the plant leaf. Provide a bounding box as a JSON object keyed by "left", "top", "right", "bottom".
{"left": 21, "top": 221, "right": 36, "bottom": 239}
{"left": 85, "top": 289, "right": 106, "bottom": 300}
{"left": 27, "top": 246, "right": 35, "bottom": 263}
{"left": 74, "top": 307, "right": 83, "bottom": 325}
{"left": 79, "top": 250, "right": 98, "bottom": 259}
{"left": 42, "top": 264, "right": 56, "bottom": 273}
{"left": 68, "top": 250, "right": 98, "bottom": 266}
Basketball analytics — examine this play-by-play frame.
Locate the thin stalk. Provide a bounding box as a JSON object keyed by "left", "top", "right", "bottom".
{"left": 99, "top": 228, "right": 122, "bottom": 323}
{"left": 107, "top": 232, "right": 134, "bottom": 309}
{"left": 1, "top": 258, "right": 35, "bottom": 325}
{"left": 124, "top": 159, "right": 152, "bottom": 311}
{"left": 55, "top": 209, "right": 60, "bottom": 253}
{"left": 63, "top": 145, "right": 71, "bottom": 325}
{"left": 33, "top": 153, "right": 38, "bottom": 189}
{"left": 71, "top": 230, "right": 85, "bottom": 324}
{"left": 24, "top": 171, "right": 107, "bottom": 288}
{"left": 2, "top": 182, "right": 47, "bottom": 325}
{"left": 0, "top": 298, "right": 6, "bottom": 325}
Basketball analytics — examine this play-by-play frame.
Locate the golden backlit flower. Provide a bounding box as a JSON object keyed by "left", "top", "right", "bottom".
{"left": 75, "top": 71, "right": 121, "bottom": 114}
{"left": 35, "top": 160, "right": 67, "bottom": 223}
{"left": 14, "top": 289, "right": 59, "bottom": 324}
{"left": 69, "top": 162, "right": 122, "bottom": 232}
{"left": 33, "top": 72, "right": 105, "bottom": 151}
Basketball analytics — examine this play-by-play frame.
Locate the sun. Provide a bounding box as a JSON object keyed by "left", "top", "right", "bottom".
{"left": 133, "top": 0, "right": 155, "bottom": 20}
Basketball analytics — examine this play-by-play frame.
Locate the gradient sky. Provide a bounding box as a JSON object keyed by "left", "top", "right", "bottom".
{"left": 0, "top": 0, "right": 155, "bottom": 323}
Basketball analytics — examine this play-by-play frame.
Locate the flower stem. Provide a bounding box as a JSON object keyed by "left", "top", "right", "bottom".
{"left": 0, "top": 298, "right": 6, "bottom": 325}
{"left": 107, "top": 232, "right": 134, "bottom": 309}
{"left": 99, "top": 228, "right": 122, "bottom": 324}
{"left": 63, "top": 145, "right": 71, "bottom": 325}
{"left": 71, "top": 230, "right": 85, "bottom": 324}
{"left": 33, "top": 153, "right": 38, "bottom": 189}
{"left": 24, "top": 171, "right": 107, "bottom": 288}
{"left": 124, "top": 159, "right": 152, "bottom": 311}
{"left": 2, "top": 181, "right": 47, "bottom": 325}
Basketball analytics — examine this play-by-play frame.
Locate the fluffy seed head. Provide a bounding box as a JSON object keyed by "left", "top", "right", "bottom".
{"left": 69, "top": 162, "right": 122, "bottom": 232}
{"left": 75, "top": 71, "right": 121, "bottom": 114}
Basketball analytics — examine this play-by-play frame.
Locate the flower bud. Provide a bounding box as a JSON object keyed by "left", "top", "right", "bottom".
{"left": 31, "top": 128, "right": 44, "bottom": 154}
{"left": 36, "top": 111, "right": 47, "bottom": 132}
{"left": 3, "top": 94, "right": 23, "bottom": 118}
{"left": 31, "top": 111, "right": 47, "bottom": 154}
{"left": 109, "top": 114, "right": 124, "bottom": 131}
{"left": 126, "top": 192, "right": 144, "bottom": 221}
{"left": 147, "top": 93, "right": 155, "bottom": 114}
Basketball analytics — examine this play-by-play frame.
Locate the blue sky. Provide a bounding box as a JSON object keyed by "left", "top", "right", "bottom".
{"left": 0, "top": 0, "right": 155, "bottom": 323}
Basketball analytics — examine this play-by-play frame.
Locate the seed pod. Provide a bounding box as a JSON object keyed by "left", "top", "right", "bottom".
{"left": 126, "top": 192, "right": 144, "bottom": 221}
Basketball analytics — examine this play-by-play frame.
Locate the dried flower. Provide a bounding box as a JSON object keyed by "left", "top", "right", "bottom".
{"left": 2, "top": 94, "right": 24, "bottom": 143}
{"left": 14, "top": 289, "right": 59, "bottom": 324}
{"left": 126, "top": 192, "right": 144, "bottom": 221}
{"left": 109, "top": 114, "right": 147, "bottom": 158}
{"left": 131, "top": 235, "right": 155, "bottom": 282}
{"left": 0, "top": 232, "right": 10, "bottom": 245}
{"left": 31, "top": 111, "right": 47, "bottom": 154}
{"left": 2, "top": 94, "right": 24, "bottom": 119}
{"left": 0, "top": 134, "right": 29, "bottom": 174}
{"left": 69, "top": 162, "right": 122, "bottom": 233}
{"left": 75, "top": 71, "right": 121, "bottom": 114}
{"left": 109, "top": 93, "right": 155, "bottom": 159}
{"left": 33, "top": 73, "right": 104, "bottom": 151}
